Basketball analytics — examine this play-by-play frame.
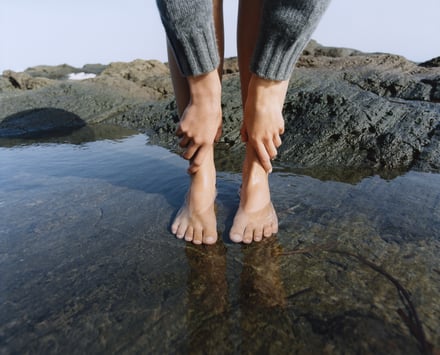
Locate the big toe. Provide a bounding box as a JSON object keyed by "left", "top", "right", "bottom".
{"left": 229, "top": 225, "right": 244, "bottom": 243}
{"left": 203, "top": 234, "right": 218, "bottom": 245}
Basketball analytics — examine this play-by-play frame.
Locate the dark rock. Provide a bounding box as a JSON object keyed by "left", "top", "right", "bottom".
{"left": 0, "top": 108, "right": 86, "bottom": 138}
{"left": 24, "top": 64, "right": 81, "bottom": 79}
{"left": 137, "top": 54, "right": 440, "bottom": 172}
{"left": 419, "top": 56, "right": 440, "bottom": 68}
{"left": 81, "top": 63, "right": 108, "bottom": 75}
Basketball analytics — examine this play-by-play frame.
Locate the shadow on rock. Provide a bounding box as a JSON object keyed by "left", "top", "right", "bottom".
{"left": 0, "top": 108, "right": 86, "bottom": 139}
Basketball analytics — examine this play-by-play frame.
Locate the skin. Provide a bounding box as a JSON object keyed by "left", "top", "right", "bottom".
{"left": 230, "top": 0, "right": 288, "bottom": 243}
{"left": 167, "top": 0, "right": 289, "bottom": 244}
{"left": 167, "top": 0, "right": 224, "bottom": 245}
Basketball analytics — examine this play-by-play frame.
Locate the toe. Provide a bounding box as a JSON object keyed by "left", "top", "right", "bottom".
{"left": 253, "top": 226, "right": 263, "bottom": 242}
{"left": 272, "top": 221, "right": 279, "bottom": 235}
{"left": 176, "top": 222, "right": 188, "bottom": 239}
{"left": 263, "top": 225, "right": 273, "bottom": 238}
{"left": 243, "top": 226, "right": 253, "bottom": 244}
{"left": 184, "top": 226, "right": 194, "bottom": 242}
{"left": 203, "top": 231, "right": 217, "bottom": 245}
{"left": 230, "top": 223, "right": 245, "bottom": 243}
{"left": 193, "top": 227, "right": 203, "bottom": 245}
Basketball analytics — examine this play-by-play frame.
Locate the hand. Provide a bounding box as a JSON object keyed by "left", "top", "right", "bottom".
{"left": 176, "top": 70, "right": 222, "bottom": 174}
{"left": 241, "top": 75, "right": 288, "bottom": 173}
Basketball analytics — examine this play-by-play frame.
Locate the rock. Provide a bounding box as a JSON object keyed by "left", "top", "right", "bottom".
{"left": 138, "top": 53, "right": 440, "bottom": 172}
{"left": 1, "top": 46, "right": 439, "bottom": 172}
{"left": 0, "top": 80, "right": 151, "bottom": 127}
{"left": 0, "top": 108, "right": 85, "bottom": 138}
{"left": 80, "top": 63, "right": 108, "bottom": 75}
{"left": 223, "top": 57, "right": 239, "bottom": 74}
{"left": 302, "top": 39, "right": 364, "bottom": 58}
{"left": 2, "top": 70, "right": 54, "bottom": 90}
{"left": 92, "top": 59, "right": 173, "bottom": 99}
{"left": 419, "top": 56, "right": 440, "bottom": 68}
{"left": 0, "top": 77, "right": 16, "bottom": 93}
{"left": 24, "top": 64, "right": 81, "bottom": 79}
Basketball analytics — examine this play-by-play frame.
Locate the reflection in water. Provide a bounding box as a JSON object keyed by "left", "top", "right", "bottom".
{"left": 186, "top": 243, "right": 231, "bottom": 353}
{"left": 239, "top": 239, "right": 293, "bottom": 354}
{"left": 185, "top": 238, "right": 290, "bottom": 354}
{"left": 0, "top": 125, "right": 439, "bottom": 354}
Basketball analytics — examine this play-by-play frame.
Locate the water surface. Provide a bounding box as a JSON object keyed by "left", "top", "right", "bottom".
{"left": 1, "top": 125, "right": 439, "bottom": 354}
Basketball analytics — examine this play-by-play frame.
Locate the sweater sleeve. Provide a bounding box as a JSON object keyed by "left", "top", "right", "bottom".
{"left": 251, "top": 0, "right": 331, "bottom": 81}
{"left": 156, "top": 0, "right": 220, "bottom": 77}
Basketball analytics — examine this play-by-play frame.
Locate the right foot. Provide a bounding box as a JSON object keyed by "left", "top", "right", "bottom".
{"left": 229, "top": 145, "right": 278, "bottom": 244}
{"left": 171, "top": 147, "right": 218, "bottom": 245}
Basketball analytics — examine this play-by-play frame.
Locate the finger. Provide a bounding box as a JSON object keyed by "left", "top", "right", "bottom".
{"left": 179, "top": 136, "right": 190, "bottom": 148}
{"left": 176, "top": 126, "right": 184, "bottom": 138}
{"left": 279, "top": 122, "right": 285, "bottom": 135}
{"left": 182, "top": 142, "right": 199, "bottom": 161}
{"left": 255, "top": 142, "right": 273, "bottom": 173}
{"left": 274, "top": 134, "right": 282, "bottom": 149}
{"left": 266, "top": 140, "right": 278, "bottom": 160}
{"left": 188, "top": 145, "right": 208, "bottom": 174}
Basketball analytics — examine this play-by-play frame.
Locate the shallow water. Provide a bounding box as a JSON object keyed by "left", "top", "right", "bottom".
{"left": 0, "top": 125, "right": 439, "bottom": 354}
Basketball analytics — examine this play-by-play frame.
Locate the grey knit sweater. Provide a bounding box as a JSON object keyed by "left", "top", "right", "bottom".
{"left": 156, "top": 0, "right": 331, "bottom": 81}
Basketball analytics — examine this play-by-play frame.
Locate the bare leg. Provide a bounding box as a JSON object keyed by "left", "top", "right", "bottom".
{"left": 230, "top": 0, "right": 287, "bottom": 243}
{"left": 237, "top": 0, "right": 262, "bottom": 107}
{"left": 168, "top": 0, "right": 224, "bottom": 245}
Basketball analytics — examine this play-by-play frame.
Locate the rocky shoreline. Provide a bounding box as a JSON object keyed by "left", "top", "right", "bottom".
{"left": 1, "top": 41, "right": 439, "bottom": 172}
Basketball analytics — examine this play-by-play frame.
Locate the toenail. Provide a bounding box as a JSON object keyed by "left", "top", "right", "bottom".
{"left": 230, "top": 234, "right": 242, "bottom": 243}
{"left": 205, "top": 236, "right": 216, "bottom": 244}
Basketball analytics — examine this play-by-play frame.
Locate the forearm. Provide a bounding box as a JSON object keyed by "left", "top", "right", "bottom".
{"left": 251, "top": 0, "right": 331, "bottom": 81}
{"left": 156, "top": 0, "right": 220, "bottom": 77}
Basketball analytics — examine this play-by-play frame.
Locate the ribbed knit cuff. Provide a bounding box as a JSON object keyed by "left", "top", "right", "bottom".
{"left": 251, "top": 0, "right": 331, "bottom": 81}
{"left": 166, "top": 22, "right": 220, "bottom": 77}
{"left": 251, "top": 35, "right": 309, "bottom": 81}
{"left": 156, "top": 0, "right": 220, "bottom": 77}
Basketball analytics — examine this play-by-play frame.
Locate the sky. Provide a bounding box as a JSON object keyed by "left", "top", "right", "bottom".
{"left": 1, "top": 0, "right": 439, "bottom": 72}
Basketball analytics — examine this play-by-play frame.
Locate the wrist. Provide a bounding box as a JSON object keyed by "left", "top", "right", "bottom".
{"left": 248, "top": 74, "right": 288, "bottom": 108}
{"left": 187, "top": 70, "right": 222, "bottom": 104}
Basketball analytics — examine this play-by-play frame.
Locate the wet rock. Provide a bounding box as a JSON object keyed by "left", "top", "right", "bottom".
{"left": 0, "top": 108, "right": 86, "bottom": 138}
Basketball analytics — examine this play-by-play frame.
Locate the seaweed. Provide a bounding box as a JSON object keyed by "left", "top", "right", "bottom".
{"left": 280, "top": 243, "right": 434, "bottom": 355}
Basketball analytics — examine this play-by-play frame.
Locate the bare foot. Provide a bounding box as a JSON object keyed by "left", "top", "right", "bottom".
{"left": 171, "top": 147, "right": 218, "bottom": 245}
{"left": 230, "top": 145, "right": 278, "bottom": 244}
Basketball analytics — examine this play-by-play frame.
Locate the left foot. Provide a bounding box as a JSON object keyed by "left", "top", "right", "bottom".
{"left": 230, "top": 145, "right": 278, "bottom": 244}
{"left": 171, "top": 146, "right": 218, "bottom": 245}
